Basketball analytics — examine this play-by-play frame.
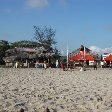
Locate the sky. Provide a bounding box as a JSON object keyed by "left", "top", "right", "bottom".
{"left": 0, "top": 0, "right": 112, "bottom": 54}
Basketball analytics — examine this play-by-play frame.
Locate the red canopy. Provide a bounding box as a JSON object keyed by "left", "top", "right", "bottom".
{"left": 104, "top": 55, "right": 112, "bottom": 61}
{"left": 70, "top": 54, "right": 84, "bottom": 61}
{"left": 85, "top": 55, "right": 94, "bottom": 61}
{"left": 70, "top": 54, "right": 94, "bottom": 61}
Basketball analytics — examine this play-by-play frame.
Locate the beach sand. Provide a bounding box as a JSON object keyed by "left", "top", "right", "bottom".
{"left": 0, "top": 68, "right": 112, "bottom": 112}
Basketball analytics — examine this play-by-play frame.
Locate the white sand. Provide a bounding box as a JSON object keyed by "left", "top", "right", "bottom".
{"left": 0, "top": 68, "right": 112, "bottom": 112}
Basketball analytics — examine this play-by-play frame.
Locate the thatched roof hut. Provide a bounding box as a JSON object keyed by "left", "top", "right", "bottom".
{"left": 3, "top": 47, "right": 59, "bottom": 63}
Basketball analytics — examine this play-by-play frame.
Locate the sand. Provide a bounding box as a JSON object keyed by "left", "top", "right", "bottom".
{"left": 0, "top": 68, "right": 112, "bottom": 112}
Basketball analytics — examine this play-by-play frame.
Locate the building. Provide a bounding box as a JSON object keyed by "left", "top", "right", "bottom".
{"left": 3, "top": 47, "right": 60, "bottom": 67}
{"left": 69, "top": 45, "right": 100, "bottom": 66}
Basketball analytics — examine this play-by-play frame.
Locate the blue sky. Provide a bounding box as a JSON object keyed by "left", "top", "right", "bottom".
{"left": 0, "top": 0, "right": 112, "bottom": 54}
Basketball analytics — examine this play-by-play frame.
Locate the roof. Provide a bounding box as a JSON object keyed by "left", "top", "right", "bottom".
{"left": 70, "top": 45, "right": 99, "bottom": 60}
{"left": 4, "top": 46, "right": 59, "bottom": 62}
{"left": 71, "top": 46, "right": 92, "bottom": 56}
{"left": 104, "top": 55, "right": 112, "bottom": 61}
{"left": 70, "top": 54, "right": 94, "bottom": 61}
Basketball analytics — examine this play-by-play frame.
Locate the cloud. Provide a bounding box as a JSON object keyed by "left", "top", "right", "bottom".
{"left": 25, "top": 0, "right": 68, "bottom": 9}
{"left": 26, "top": 0, "right": 49, "bottom": 9}
{"left": 89, "top": 46, "right": 112, "bottom": 54}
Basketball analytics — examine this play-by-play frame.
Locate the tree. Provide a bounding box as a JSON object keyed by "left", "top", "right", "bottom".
{"left": 33, "top": 26, "right": 57, "bottom": 49}
{"left": 10, "top": 40, "right": 39, "bottom": 48}
{"left": 53, "top": 47, "right": 61, "bottom": 59}
{"left": 0, "top": 40, "right": 10, "bottom": 58}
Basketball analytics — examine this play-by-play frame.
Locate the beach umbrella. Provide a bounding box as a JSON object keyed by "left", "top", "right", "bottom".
{"left": 104, "top": 55, "right": 112, "bottom": 61}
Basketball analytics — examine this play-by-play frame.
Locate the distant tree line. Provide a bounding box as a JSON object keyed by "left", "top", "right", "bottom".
{"left": 0, "top": 26, "right": 60, "bottom": 61}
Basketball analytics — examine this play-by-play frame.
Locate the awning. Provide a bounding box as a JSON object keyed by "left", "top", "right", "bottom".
{"left": 104, "top": 55, "right": 112, "bottom": 61}
{"left": 70, "top": 54, "right": 94, "bottom": 61}
{"left": 70, "top": 55, "right": 84, "bottom": 61}
{"left": 85, "top": 55, "right": 94, "bottom": 61}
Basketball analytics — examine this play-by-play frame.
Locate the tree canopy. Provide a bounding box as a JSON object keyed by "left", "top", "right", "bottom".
{"left": 0, "top": 26, "right": 60, "bottom": 61}
{"left": 33, "top": 26, "right": 57, "bottom": 49}
{"left": 0, "top": 40, "right": 10, "bottom": 58}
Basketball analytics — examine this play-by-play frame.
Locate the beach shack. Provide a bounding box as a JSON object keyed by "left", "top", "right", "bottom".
{"left": 3, "top": 46, "right": 60, "bottom": 68}
{"left": 69, "top": 45, "right": 99, "bottom": 67}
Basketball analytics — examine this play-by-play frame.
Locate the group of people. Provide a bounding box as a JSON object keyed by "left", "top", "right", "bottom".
{"left": 100, "top": 61, "right": 112, "bottom": 69}
{"left": 60, "top": 60, "right": 98, "bottom": 71}
{"left": 13, "top": 59, "right": 112, "bottom": 71}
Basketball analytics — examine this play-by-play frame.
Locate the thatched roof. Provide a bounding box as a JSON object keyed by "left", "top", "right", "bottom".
{"left": 3, "top": 56, "right": 17, "bottom": 62}
{"left": 4, "top": 47, "right": 58, "bottom": 62}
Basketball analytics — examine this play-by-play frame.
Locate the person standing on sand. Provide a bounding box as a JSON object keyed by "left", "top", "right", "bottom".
{"left": 61, "top": 62, "right": 65, "bottom": 71}
{"left": 93, "top": 61, "right": 97, "bottom": 70}
{"left": 101, "top": 61, "right": 104, "bottom": 68}
{"left": 80, "top": 61, "right": 83, "bottom": 71}
{"left": 109, "top": 61, "right": 112, "bottom": 69}
{"left": 43, "top": 61, "right": 47, "bottom": 70}
{"left": 83, "top": 61, "right": 86, "bottom": 71}
{"left": 14, "top": 61, "right": 18, "bottom": 68}
{"left": 56, "top": 60, "right": 59, "bottom": 68}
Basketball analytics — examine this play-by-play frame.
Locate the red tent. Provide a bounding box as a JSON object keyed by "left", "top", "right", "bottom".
{"left": 70, "top": 54, "right": 94, "bottom": 61}
{"left": 70, "top": 54, "right": 84, "bottom": 61}
{"left": 104, "top": 55, "right": 112, "bottom": 61}
{"left": 85, "top": 55, "right": 94, "bottom": 61}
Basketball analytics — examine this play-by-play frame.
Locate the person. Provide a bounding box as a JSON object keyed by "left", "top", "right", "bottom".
{"left": 14, "top": 61, "right": 18, "bottom": 68}
{"left": 35, "top": 60, "right": 39, "bottom": 68}
{"left": 103, "top": 61, "right": 106, "bottom": 68}
{"left": 109, "top": 61, "right": 112, "bottom": 69}
{"left": 93, "top": 61, "right": 97, "bottom": 70}
{"left": 80, "top": 61, "right": 83, "bottom": 71}
{"left": 83, "top": 61, "right": 86, "bottom": 71}
{"left": 43, "top": 61, "right": 47, "bottom": 70}
{"left": 101, "top": 61, "right": 104, "bottom": 68}
{"left": 56, "top": 60, "right": 59, "bottom": 68}
{"left": 74, "top": 61, "right": 76, "bottom": 68}
{"left": 61, "top": 62, "right": 65, "bottom": 71}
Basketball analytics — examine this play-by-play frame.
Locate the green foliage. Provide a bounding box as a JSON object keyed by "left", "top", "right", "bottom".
{"left": 0, "top": 40, "right": 10, "bottom": 57}
{"left": 0, "top": 26, "right": 60, "bottom": 60}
